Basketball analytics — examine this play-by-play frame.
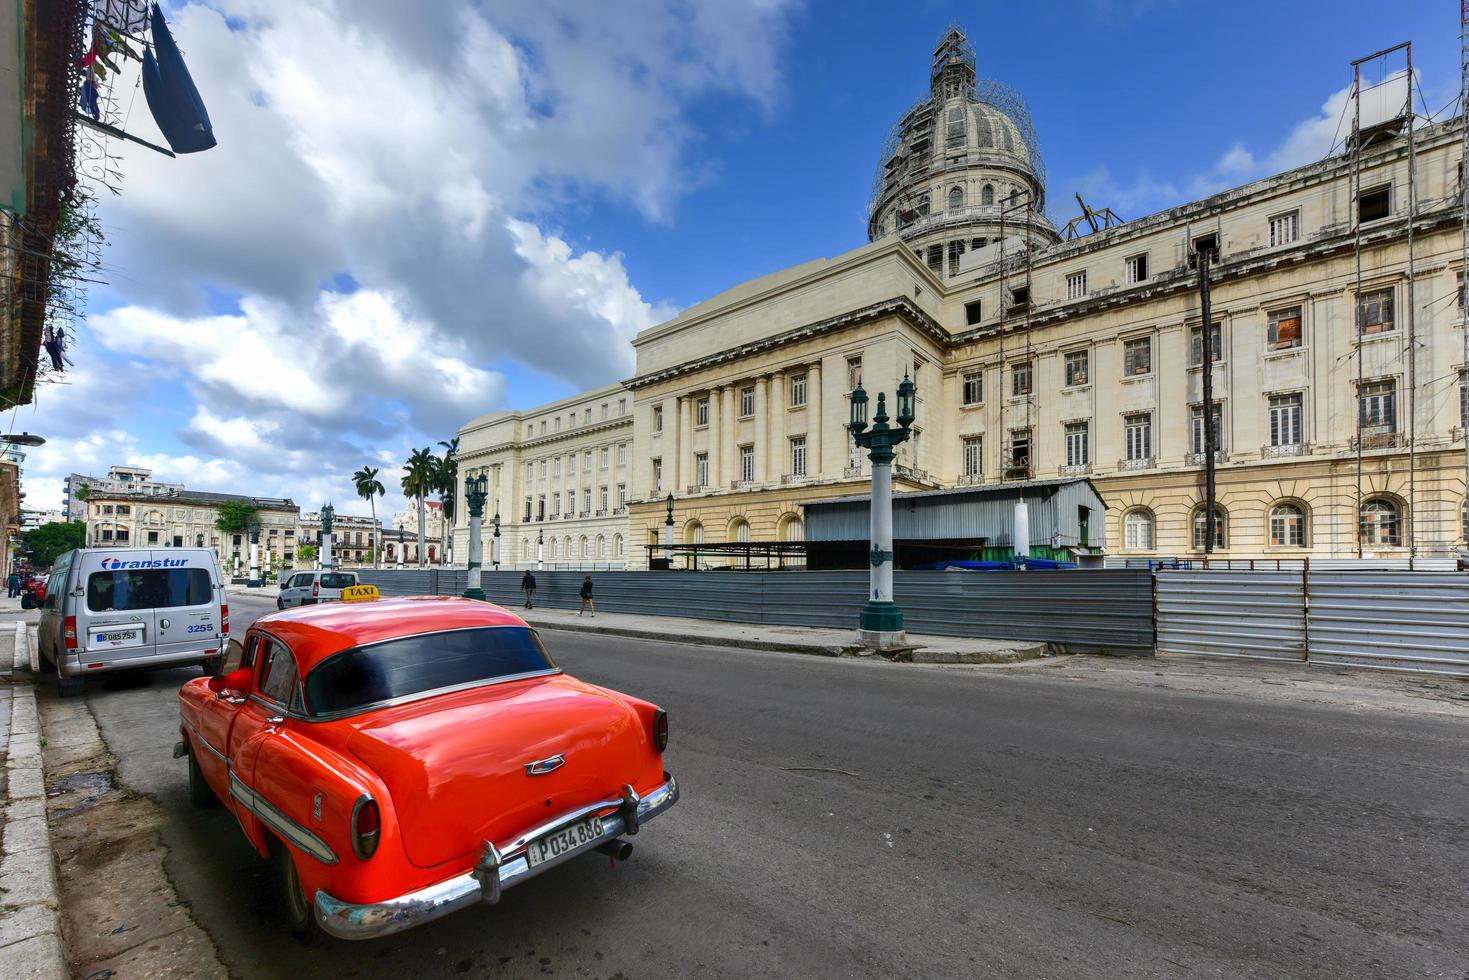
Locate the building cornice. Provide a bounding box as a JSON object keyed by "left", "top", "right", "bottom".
{"left": 459, "top": 415, "right": 633, "bottom": 462}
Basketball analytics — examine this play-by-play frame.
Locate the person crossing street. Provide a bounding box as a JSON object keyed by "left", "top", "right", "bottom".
{"left": 521, "top": 570, "right": 537, "bottom": 608}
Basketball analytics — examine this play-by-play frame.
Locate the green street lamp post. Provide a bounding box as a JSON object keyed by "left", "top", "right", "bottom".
{"left": 320, "top": 502, "right": 335, "bottom": 570}
{"left": 463, "top": 474, "right": 489, "bottom": 601}
{"left": 663, "top": 493, "right": 675, "bottom": 566}
{"left": 396, "top": 528, "right": 405, "bottom": 569}
{"left": 247, "top": 520, "right": 263, "bottom": 588}
{"left": 848, "top": 372, "right": 916, "bottom": 649}
{"left": 491, "top": 512, "right": 502, "bottom": 571}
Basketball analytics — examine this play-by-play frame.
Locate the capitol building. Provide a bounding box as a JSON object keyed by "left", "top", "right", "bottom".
{"left": 453, "top": 27, "right": 1468, "bottom": 567}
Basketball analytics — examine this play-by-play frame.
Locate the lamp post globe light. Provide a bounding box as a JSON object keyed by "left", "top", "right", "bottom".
{"left": 462, "top": 473, "right": 489, "bottom": 601}
{"left": 247, "top": 520, "right": 263, "bottom": 588}
{"left": 491, "top": 512, "right": 502, "bottom": 571}
{"left": 848, "top": 372, "right": 916, "bottom": 649}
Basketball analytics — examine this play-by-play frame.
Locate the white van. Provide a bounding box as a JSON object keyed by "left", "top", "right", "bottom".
{"left": 277, "top": 569, "right": 359, "bottom": 609}
{"left": 37, "top": 548, "right": 227, "bottom": 694}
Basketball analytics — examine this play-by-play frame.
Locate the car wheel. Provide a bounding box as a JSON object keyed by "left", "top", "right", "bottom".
{"left": 54, "top": 656, "right": 81, "bottom": 698}
{"left": 201, "top": 657, "right": 221, "bottom": 677}
{"left": 185, "top": 741, "right": 215, "bottom": 809}
{"left": 274, "top": 842, "right": 323, "bottom": 944}
{"left": 276, "top": 598, "right": 284, "bottom": 610}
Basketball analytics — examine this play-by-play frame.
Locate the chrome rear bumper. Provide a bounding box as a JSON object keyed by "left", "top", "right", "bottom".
{"left": 313, "top": 774, "right": 679, "bottom": 941}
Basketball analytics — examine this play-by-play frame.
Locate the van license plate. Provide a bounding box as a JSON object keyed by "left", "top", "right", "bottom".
{"left": 90, "top": 627, "right": 143, "bottom": 648}
{"left": 525, "top": 816, "right": 604, "bottom": 868}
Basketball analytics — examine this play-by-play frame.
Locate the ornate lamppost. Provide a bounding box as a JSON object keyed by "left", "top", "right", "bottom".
{"left": 462, "top": 474, "right": 489, "bottom": 600}
{"left": 491, "top": 512, "right": 502, "bottom": 571}
{"left": 537, "top": 528, "right": 544, "bottom": 570}
{"left": 663, "top": 492, "right": 675, "bottom": 567}
{"left": 247, "top": 520, "right": 263, "bottom": 587}
{"left": 320, "top": 502, "right": 335, "bottom": 570}
{"left": 848, "top": 372, "right": 916, "bottom": 649}
{"left": 396, "top": 528, "right": 405, "bottom": 569}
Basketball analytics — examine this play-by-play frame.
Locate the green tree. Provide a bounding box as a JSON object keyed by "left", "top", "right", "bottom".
{"left": 22, "top": 521, "right": 85, "bottom": 567}
{"left": 214, "top": 500, "right": 259, "bottom": 560}
{"left": 73, "top": 484, "right": 90, "bottom": 501}
{"left": 298, "top": 543, "right": 318, "bottom": 563}
{"left": 353, "top": 465, "right": 386, "bottom": 568}
{"left": 437, "top": 437, "right": 459, "bottom": 565}
{"left": 401, "top": 448, "right": 436, "bottom": 567}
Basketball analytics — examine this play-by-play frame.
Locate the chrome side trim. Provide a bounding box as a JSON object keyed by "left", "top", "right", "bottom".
{"left": 181, "top": 718, "right": 229, "bottom": 765}
{"left": 313, "top": 774, "right": 679, "bottom": 940}
{"left": 229, "top": 772, "right": 339, "bottom": 866}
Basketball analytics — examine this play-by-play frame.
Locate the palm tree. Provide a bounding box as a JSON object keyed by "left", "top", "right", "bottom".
{"left": 352, "top": 466, "right": 385, "bottom": 568}
{"left": 437, "top": 437, "right": 459, "bottom": 566}
{"left": 401, "top": 448, "right": 436, "bottom": 567}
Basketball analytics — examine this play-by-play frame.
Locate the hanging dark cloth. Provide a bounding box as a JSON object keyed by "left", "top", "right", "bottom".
{"left": 142, "top": 3, "right": 215, "bottom": 153}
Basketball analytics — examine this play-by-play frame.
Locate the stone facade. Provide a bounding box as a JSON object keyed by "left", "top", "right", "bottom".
{"left": 452, "top": 383, "right": 634, "bottom": 568}
{"left": 299, "top": 511, "right": 381, "bottom": 566}
{"left": 84, "top": 489, "right": 299, "bottom": 571}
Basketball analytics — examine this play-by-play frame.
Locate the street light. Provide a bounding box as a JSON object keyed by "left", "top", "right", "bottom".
{"left": 246, "top": 520, "right": 263, "bottom": 588}
{"left": 662, "top": 492, "right": 675, "bottom": 567}
{"left": 396, "top": 527, "right": 405, "bottom": 569}
{"left": 462, "top": 473, "right": 489, "bottom": 601}
{"left": 0, "top": 433, "right": 44, "bottom": 447}
{"left": 491, "top": 511, "right": 502, "bottom": 571}
{"left": 320, "top": 502, "right": 335, "bottom": 570}
{"left": 537, "top": 528, "right": 544, "bottom": 570}
{"left": 848, "top": 372, "right": 917, "bottom": 649}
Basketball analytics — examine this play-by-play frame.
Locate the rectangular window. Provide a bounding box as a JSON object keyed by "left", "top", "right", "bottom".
{"left": 1268, "top": 306, "right": 1303, "bottom": 350}
{"left": 962, "top": 436, "right": 983, "bottom": 478}
{"left": 601, "top": 403, "right": 609, "bottom": 419}
{"left": 1358, "top": 185, "right": 1391, "bottom": 222}
{"left": 696, "top": 397, "right": 709, "bottom": 426}
{"left": 653, "top": 406, "right": 663, "bottom": 432}
{"left": 583, "top": 450, "right": 592, "bottom": 472}
{"left": 695, "top": 453, "right": 709, "bottom": 487}
{"left": 847, "top": 356, "right": 863, "bottom": 391}
{"left": 740, "top": 445, "right": 755, "bottom": 483}
{"left": 583, "top": 408, "right": 591, "bottom": 425}
{"left": 619, "top": 398, "right": 626, "bottom": 415}
{"left": 1011, "top": 362, "right": 1032, "bottom": 396}
{"left": 1125, "top": 253, "right": 1149, "bottom": 284}
{"left": 539, "top": 421, "right": 546, "bottom": 435}
{"left": 962, "top": 371, "right": 983, "bottom": 406}
{"left": 538, "top": 460, "right": 547, "bottom": 479}
{"left": 1190, "top": 323, "right": 1223, "bottom": 366}
{"left": 599, "top": 487, "right": 609, "bottom": 512}
{"left": 740, "top": 386, "right": 755, "bottom": 417}
{"left": 568, "top": 454, "right": 576, "bottom": 475}
{"left": 525, "top": 463, "right": 533, "bottom": 483}
{"left": 964, "top": 300, "right": 983, "bottom": 325}
{"left": 554, "top": 417, "right": 561, "bottom": 432}
{"left": 1269, "top": 210, "right": 1300, "bottom": 247}
{"left": 1192, "top": 233, "right": 1219, "bottom": 263}
{"left": 652, "top": 458, "right": 662, "bottom": 493}
{"left": 1124, "top": 413, "right": 1152, "bottom": 461}
{"left": 583, "top": 488, "right": 591, "bottom": 512}
{"left": 1064, "top": 350, "right": 1089, "bottom": 387}
{"left": 1123, "top": 337, "right": 1152, "bottom": 376}
{"left": 537, "top": 496, "right": 545, "bottom": 521}
{"left": 551, "top": 492, "right": 560, "bottom": 516}
{"left": 599, "top": 447, "right": 608, "bottom": 469}
{"left": 1191, "top": 405, "right": 1224, "bottom": 455}
{"left": 1358, "top": 380, "right": 1397, "bottom": 433}
{"left": 790, "top": 436, "right": 807, "bottom": 477}
{"left": 116, "top": 505, "right": 130, "bottom": 515}
{"left": 147, "top": 531, "right": 159, "bottom": 544}
{"left": 1066, "top": 270, "right": 1087, "bottom": 300}
{"left": 524, "top": 498, "right": 532, "bottom": 522}
{"left": 617, "top": 484, "right": 626, "bottom": 508}
{"left": 617, "top": 444, "right": 627, "bottom": 466}
{"left": 1010, "top": 285, "right": 1030, "bottom": 307}
{"left": 1269, "top": 394, "right": 1303, "bottom": 447}
{"left": 1064, "top": 422, "right": 1090, "bottom": 467}
{"left": 1009, "top": 430, "right": 1031, "bottom": 471}
{"left": 552, "top": 457, "right": 561, "bottom": 478}
{"left": 1357, "top": 288, "right": 1394, "bottom": 335}
{"left": 101, "top": 529, "right": 113, "bottom": 541}
{"left": 791, "top": 374, "right": 807, "bottom": 407}
{"left": 87, "top": 568, "right": 214, "bottom": 612}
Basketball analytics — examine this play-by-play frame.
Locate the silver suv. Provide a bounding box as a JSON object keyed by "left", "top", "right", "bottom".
{"left": 277, "top": 570, "right": 359, "bottom": 609}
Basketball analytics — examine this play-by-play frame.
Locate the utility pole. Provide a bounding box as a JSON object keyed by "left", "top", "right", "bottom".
{"left": 1198, "top": 244, "right": 1217, "bottom": 555}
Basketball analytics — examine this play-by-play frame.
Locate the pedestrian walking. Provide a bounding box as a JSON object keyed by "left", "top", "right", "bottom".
{"left": 579, "top": 575, "right": 595, "bottom": 617}
{"left": 521, "top": 570, "right": 537, "bottom": 609}
{"left": 5, "top": 572, "right": 17, "bottom": 599}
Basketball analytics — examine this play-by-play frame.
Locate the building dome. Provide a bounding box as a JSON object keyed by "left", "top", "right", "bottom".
{"left": 868, "top": 28, "right": 1057, "bottom": 271}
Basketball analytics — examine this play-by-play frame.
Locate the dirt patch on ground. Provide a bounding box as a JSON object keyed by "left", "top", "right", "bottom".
{"left": 40, "top": 695, "right": 228, "bottom": 980}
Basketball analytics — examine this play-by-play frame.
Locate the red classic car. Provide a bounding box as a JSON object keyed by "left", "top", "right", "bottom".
{"left": 175, "top": 597, "right": 677, "bottom": 941}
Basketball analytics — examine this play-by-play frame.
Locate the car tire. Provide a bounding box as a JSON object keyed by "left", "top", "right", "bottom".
{"left": 276, "top": 598, "right": 284, "bottom": 610}
{"left": 201, "top": 657, "right": 221, "bottom": 677}
{"left": 54, "top": 657, "right": 81, "bottom": 698}
{"left": 274, "top": 842, "right": 324, "bottom": 944}
{"left": 185, "top": 741, "right": 215, "bottom": 809}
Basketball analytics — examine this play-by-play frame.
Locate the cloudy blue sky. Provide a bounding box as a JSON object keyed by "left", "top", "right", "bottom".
{"left": 16, "top": 0, "right": 1464, "bottom": 517}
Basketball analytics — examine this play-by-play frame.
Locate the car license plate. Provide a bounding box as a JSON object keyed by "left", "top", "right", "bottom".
{"left": 90, "top": 626, "right": 143, "bottom": 648}
{"left": 525, "top": 816, "right": 604, "bottom": 868}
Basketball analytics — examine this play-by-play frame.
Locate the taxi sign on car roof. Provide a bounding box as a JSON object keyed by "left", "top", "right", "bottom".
{"left": 340, "top": 584, "right": 381, "bottom": 603}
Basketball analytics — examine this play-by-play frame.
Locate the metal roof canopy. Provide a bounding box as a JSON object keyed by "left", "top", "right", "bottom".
{"left": 801, "top": 477, "right": 1107, "bottom": 550}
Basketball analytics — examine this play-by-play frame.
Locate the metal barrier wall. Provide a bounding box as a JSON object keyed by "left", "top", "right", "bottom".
{"left": 355, "top": 568, "right": 1155, "bottom": 652}
{"left": 1156, "top": 570, "right": 1307, "bottom": 661}
{"left": 1306, "top": 571, "right": 1469, "bottom": 675}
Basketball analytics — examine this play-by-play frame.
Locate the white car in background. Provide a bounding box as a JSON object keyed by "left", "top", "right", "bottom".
{"left": 277, "top": 570, "right": 360, "bottom": 609}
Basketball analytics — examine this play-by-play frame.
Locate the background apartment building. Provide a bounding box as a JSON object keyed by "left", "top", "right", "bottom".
{"left": 84, "top": 487, "right": 299, "bottom": 570}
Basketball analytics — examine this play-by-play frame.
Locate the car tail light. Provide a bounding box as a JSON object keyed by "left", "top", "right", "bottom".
{"left": 351, "top": 796, "right": 380, "bottom": 860}
{"left": 220, "top": 603, "right": 229, "bottom": 636}
{"left": 312, "top": 580, "right": 320, "bottom": 598}
{"left": 63, "top": 616, "right": 77, "bottom": 651}
{"left": 652, "top": 709, "right": 668, "bottom": 752}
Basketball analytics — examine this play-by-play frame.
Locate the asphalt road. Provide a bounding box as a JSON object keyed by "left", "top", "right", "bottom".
{"left": 74, "top": 593, "right": 1469, "bottom": 978}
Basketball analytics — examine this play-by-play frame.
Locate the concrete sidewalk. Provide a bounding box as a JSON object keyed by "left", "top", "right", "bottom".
{"left": 518, "top": 606, "right": 1047, "bottom": 664}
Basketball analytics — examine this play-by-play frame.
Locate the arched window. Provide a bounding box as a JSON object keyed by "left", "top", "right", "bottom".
{"left": 948, "top": 186, "right": 964, "bottom": 210}
{"left": 597, "top": 535, "right": 607, "bottom": 558}
{"left": 564, "top": 536, "right": 573, "bottom": 560}
{"left": 779, "top": 514, "right": 804, "bottom": 541}
{"left": 1008, "top": 188, "right": 1020, "bottom": 205}
{"left": 521, "top": 540, "right": 530, "bottom": 560}
{"left": 1359, "top": 497, "right": 1401, "bottom": 547}
{"left": 1191, "top": 506, "right": 1228, "bottom": 551}
{"left": 1123, "top": 509, "right": 1155, "bottom": 551}
{"left": 580, "top": 535, "right": 589, "bottom": 558}
{"left": 614, "top": 534, "right": 624, "bottom": 558}
{"left": 981, "top": 184, "right": 994, "bottom": 206}
{"left": 731, "top": 518, "right": 751, "bottom": 543}
{"left": 1269, "top": 503, "right": 1308, "bottom": 548}
{"left": 550, "top": 539, "right": 559, "bottom": 560}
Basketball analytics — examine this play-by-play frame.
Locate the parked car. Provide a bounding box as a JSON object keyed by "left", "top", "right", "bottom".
{"left": 38, "top": 548, "right": 227, "bottom": 694}
{"left": 174, "top": 596, "right": 678, "bottom": 941}
{"left": 278, "top": 570, "right": 359, "bottom": 609}
{"left": 19, "top": 574, "right": 47, "bottom": 609}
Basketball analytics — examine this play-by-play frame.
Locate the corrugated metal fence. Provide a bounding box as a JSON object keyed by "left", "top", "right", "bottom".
{"left": 1156, "top": 570, "right": 1307, "bottom": 661}
{"left": 1306, "top": 572, "right": 1469, "bottom": 675}
{"left": 355, "top": 568, "right": 1155, "bottom": 653}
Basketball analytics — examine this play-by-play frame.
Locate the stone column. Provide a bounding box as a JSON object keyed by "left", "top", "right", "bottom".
{"left": 664, "top": 396, "right": 678, "bottom": 494}
{"left": 753, "top": 376, "right": 769, "bottom": 483}
{"left": 678, "top": 396, "right": 692, "bottom": 492}
{"left": 769, "top": 373, "right": 786, "bottom": 480}
{"left": 722, "top": 385, "right": 737, "bottom": 487}
{"left": 709, "top": 387, "right": 722, "bottom": 487}
{"left": 808, "top": 360, "right": 823, "bottom": 478}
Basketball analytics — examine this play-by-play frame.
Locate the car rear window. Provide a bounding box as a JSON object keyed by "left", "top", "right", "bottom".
{"left": 320, "top": 573, "right": 355, "bottom": 589}
{"left": 87, "top": 569, "right": 213, "bottom": 612}
{"left": 305, "top": 627, "right": 556, "bottom": 716}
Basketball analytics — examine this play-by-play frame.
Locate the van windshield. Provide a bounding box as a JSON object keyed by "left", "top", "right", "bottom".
{"left": 305, "top": 627, "right": 556, "bottom": 715}
{"left": 87, "top": 569, "right": 213, "bottom": 612}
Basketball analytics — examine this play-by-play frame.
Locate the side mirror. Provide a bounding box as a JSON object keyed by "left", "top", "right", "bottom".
{"left": 208, "top": 666, "right": 254, "bottom": 695}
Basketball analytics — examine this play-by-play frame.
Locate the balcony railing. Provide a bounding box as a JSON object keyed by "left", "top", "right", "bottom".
{"left": 781, "top": 474, "right": 807, "bottom": 484}
{"left": 1351, "top": 430, "right": 1403, "bottom": 451}
{"left": 1118, "top": 457, "right": 1154, "bottom": 471}
{"left": 958, "top": 473, "right": 985, "bottom": 485}
{"left": 1059, "top": 463, "right": 1091, "bottom": 476}
{"left": 686, "top": 484, "right": 705, "bottom": 495}
{"left": 1262, "top": 442, "right": 1310, "bottom": 458}
{"left": 1186, "top": 450, "right": 1229, "bottom": 465}
{"left": 894, "top": 464, "right": 931, "bottom": 482}
{"left": 842, "top": 466, "right": 865, "bottom": 479}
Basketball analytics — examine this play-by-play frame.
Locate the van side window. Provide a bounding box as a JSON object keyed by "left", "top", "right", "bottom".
{"left": 321, "top": 573, "right": 354, "bottom": 589}
{"left": 256, "top": 639, "right": 300, "bottom": 706}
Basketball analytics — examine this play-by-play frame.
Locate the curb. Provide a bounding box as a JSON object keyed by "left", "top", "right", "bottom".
{"left": 0, "top": 624, "right": 68, "bottom": 980}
